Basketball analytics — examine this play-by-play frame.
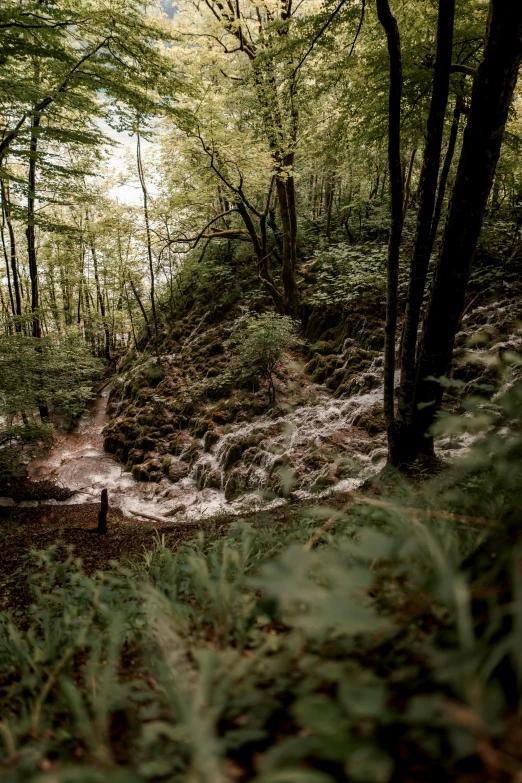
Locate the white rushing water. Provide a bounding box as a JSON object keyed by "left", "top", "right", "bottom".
{"left": 8, "top": 292, "right": 519, "bottom": 521}
{"left": 10, "top": 362, "right": 387, "bottom": 521}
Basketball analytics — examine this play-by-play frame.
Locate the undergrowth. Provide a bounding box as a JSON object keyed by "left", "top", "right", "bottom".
{"left": 1, "top": 380, "right": 522, "bottom": 782}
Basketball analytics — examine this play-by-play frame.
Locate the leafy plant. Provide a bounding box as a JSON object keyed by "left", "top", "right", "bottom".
{"left": 237, "top": 312, "right": 297, "bottom": 403}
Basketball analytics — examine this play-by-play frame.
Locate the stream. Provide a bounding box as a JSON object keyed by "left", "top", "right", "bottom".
{"left": 2, "top": 376, "right": 388, "bottom": 521}
{"left": 6, "top": 290, "right": 514, "bottom": 521}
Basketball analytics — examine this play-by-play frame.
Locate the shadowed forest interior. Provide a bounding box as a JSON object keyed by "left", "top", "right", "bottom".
{"left": 1, "top": 1, "right": 522, "bottom": 781}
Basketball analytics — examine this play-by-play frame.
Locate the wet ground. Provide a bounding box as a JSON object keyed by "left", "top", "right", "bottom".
{"left": 0, "top": 372, "right": 387, "bottom": 522}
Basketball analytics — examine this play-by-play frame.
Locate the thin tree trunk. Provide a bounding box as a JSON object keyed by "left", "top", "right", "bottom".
{"left": 87, "top": 216, "right": 111, "bottom": 362}
{"left": 25, "top": 115, "right": 49, "bottom": 421}
{"left": 412, "top": 0, "right": 522, "bottom": 455}
{"left": 136, "top": 133, "right": 158, "bottom": 339}
{"left": 26, "top": 115, "right": 41, "bottom": 340}
{"left": 429, "top": 96, "right": 463, "bottom": 249}
{"left": 0, "top": 201, "right": 15, "bottom": 317}
{"left": 325, "top": 172, "right": 336, "bottom": 242}
{"left": 1, "top": 181, "right": 22, "bottom": 329}
{"left": 402, "top": 148, "right": 417, "bottom": 218}
{"left": 376, "top": 0, "right": 404, "bottom": 465}
{"left": 394, "top": 0, "right": 456, "bottom": 463}
{"left": 275, "top": 153, "right": 298, "bottom": 314}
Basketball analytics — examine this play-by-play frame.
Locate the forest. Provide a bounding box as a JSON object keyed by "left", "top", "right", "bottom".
{"left": 0, "top": 0, "right": 522, "bottom": 780}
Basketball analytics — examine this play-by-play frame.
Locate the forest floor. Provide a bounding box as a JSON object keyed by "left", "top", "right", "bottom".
{"left": 0, "top": 487, "right": 374, "bottom": 614}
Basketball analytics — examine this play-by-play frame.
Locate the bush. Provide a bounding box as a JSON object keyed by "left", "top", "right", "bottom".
{"left": 0, "top": 329, "right": 102, "bottom": 428}
{"left": 237, "top": 311, "right": 297, "bottom": 403}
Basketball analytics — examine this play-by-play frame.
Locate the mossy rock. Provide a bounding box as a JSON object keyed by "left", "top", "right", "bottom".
{"left": 131, "top": 463, "right": 149, "bottom": 482}
{"left": 304, "top": 356, "right": 319, "bottom": 376}
{"left": 224, "top": 468, "right": 247, "bottom": 501}
{"left": 353, "top": 406, "right": 385, "bottom": 435}
{"left": 203, "top": 429, "right": 220, "bottom": 452}
{"left": 326, "top": 368, "right": 349, "bottom": 392}
{"left": 137, "top": 435, "right": 158, "bottom": 452}
{"left": 310, "top": 340, "right": 336, "bottom": 356}
{"left": 125, "top": 448, "right": 145, "bottom": 470}
{"left": 192, "top": 418, "right": 211, "bottom": 438}
{"left": 208, "top": 341, "right": 225, "bottom": 356}
{"left": 180, "top": 440, "right": 200, "bottom": 467}
{"left": 223, "top": 442, "right": 243, "bottom": 471}
{"left": 310, "top": 355, "right": 339, "bottom": 384}
{"left": 168, "top": 461, "right": 190, "bottom": 483}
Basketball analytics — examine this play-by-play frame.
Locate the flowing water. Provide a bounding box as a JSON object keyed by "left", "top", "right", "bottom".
{"left": 6, "top": 294, "right": 518, "bottom": 521}
{"left": 6, "top": 369, "right": 387, "bottom": 521}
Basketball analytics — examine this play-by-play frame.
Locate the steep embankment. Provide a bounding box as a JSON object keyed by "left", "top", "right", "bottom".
{"left": 102, "top": 254, "right": 388, "bottom": 519}
{"left": 103, "top": 247, "right": 522, "bottom": 522}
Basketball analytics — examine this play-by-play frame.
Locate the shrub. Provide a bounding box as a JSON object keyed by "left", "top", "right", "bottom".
{"left": 237, "top": 311, "right": 297, "bottom": 403}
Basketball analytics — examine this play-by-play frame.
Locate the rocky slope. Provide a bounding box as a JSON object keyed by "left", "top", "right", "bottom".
{"left": 102, "top": 240, "right": 521, "bottom": 521}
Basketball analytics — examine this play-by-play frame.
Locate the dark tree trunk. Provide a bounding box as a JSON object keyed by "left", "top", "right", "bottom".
{"left": 376, "top": 0, "right": 404, "bottom": 464}
{"left": 137, "top": 133, "right": 158, "bottom": 339}
{"left": 25, "top": 116, "right": 49, "bottom": 422}
{"left": 325, "top": 171, "right": 336, "bottom": 241}
{"left": 26, "top": 116, "right": 41, "bottom": 340}
{"left": 1, "top": 181, "right": 22, "bottom": 330}
{"left": 412, "top": 0, "right": 522, "bottom": 454}
{"left": 275, "top": 154, "right": 298, "bottom": 315}
{"left": 88, "top": 227, "right": 111, "bottom": 362}
{"left": 97, "top": 488, "right": 109, "bottom": 534}
{"left": 394, "top": 0, "right": 456, "bottom": 463}
{"left": 429, "top": 95, "right": 463, "bottom": 250}
{"left": 0, "top": 206, "right": 15, "bottom": 318}
{"left": 402, "top": 148, "right": 417, "bottom": 218}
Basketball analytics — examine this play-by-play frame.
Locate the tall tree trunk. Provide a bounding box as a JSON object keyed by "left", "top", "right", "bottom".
{"left": 1, "top": 180, "right": 22, "bottom": 330}
{"left": 49, "top": 265, "right": 61, "bottom": 331}
{"left": 325, "top": 171, "right": 336, "bottom": 242}
{"left": 0, "top": 201, "right": 15, "bottom": 317}
{"left": 412, "top": 0, "right": 522, "bottom": 455}
{"left": 402, "top": 148, "right": 417, "bottom": 219}
{"left": 376, "top": 0, "right": 404, "bottom": 465}
{"left": 26, "top": 115, "right": 41, "bottom": 340}
{"left": 116, "top": 226, "right": 151, "bottom": 341}
{"left": 394, "top": 0, "right": 456, "bottom": 463}
{"left": 136, "top": 133, "right": 158, "bottom": 339}
{"left": 275, "top": 154, "right": 298, "bottom": 315}
{"left": 87, "top": 216, "right": 111, "bottom": 362}
{"left": 429, "top": 95, "right": 464, "bottom": 250}
{"left": 26, "top": 115, "right": 49, "bottom": 421}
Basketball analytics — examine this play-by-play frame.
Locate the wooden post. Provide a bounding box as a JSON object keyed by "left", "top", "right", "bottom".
{"left": 97, "top": 488, "right": 108, "bottom": 534}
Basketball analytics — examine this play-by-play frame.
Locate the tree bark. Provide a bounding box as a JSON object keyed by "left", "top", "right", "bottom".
{"left": 87, "top": 217, "right": 111, "bottom": 362}
{"left": 0, "top": 200, "right": 15, "bottom": 318}
{"left": 27, "top": 115, "right": 41, "bottom": 340}
{"left": 1, "top": 181, "right": 23, "bottom": 330}
{"left": 97, "top": 488, "right": 109, "bottom": 534}
{"left": 275, "top": 156, "right": 298, "bottom": 315}
{"left": 402, "top": 148, "right": 417, "bottom": 219}
{"left": 394, "top": 0, "right": 456, "bottom": 463}
{"left": 412, "top": 0, "right": 522, "bottom": 454}
{"left": 137, "top": 133, "right": 158, "bottom": 339}
{"left": 25, "top": 115, "right": 49, "bottom": 421}
{"left": 376, "top": 0, "right": 404, "bottom": 465}
{"left": 429, "top": 95, "right": 463, "bottom": 250}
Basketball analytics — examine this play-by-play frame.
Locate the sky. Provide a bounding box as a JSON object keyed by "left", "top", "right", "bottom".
{"left": 100, "top": 123, "right": 155, "bottom": 206}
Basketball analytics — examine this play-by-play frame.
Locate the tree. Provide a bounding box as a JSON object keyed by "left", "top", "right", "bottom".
{"left": 238, "top": 312, "right": 296, "bottom": 403}
{"left": 376, "top": 0, "right": 403, "bottom": 462}
{"left": 412, "top": 0, "right": 522, "bottom": 455}
{"left": 377, "top": 0, "right": 522, "bottom": 465}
